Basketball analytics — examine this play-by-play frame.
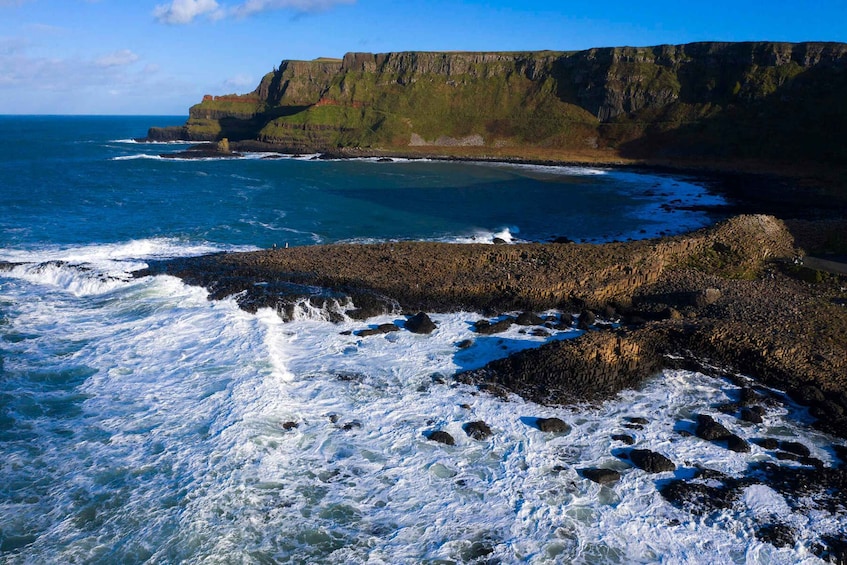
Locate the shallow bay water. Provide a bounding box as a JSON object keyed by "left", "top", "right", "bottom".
{"left": 0, "top": 117, "right": 843, "bottom": 563}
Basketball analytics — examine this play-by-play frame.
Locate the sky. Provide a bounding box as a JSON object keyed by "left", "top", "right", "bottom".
{"left": 1, "top": 0, "right": 845, "bottom": 115}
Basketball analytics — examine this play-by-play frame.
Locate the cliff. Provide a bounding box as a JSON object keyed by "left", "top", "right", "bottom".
{"left": 148, "top": 42, "right": 847, "bottom": 168}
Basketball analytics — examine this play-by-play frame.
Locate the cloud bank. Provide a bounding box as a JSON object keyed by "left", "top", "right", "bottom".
{"left": 153, "top": 0, "right": 353, "bottom": 24}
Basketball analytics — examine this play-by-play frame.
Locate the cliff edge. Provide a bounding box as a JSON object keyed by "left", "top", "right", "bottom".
{"left": 148, "top": 42, "right": 847, "bottom": 173}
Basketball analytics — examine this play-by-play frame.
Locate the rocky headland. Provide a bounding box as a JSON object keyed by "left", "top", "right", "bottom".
{"left": 137, "top": 42, "right": 847, "bottom": 557}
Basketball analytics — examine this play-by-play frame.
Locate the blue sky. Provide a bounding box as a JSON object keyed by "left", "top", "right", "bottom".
{"left": 1, "top": 0, "right": 845, "bottom": 115}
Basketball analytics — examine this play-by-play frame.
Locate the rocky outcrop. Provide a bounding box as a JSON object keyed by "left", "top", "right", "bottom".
{"left": 145, "top": 42, "right": 847, "bottom": 170}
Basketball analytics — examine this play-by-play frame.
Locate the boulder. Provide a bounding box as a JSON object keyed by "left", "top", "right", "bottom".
{"left": 612, "top": 434, "right": 635, "bottom": 445}
{"left": 426, "top": 430, "right": 455, "bottom": 446}
{"left": 727, "top": 434, "right": 751, "bottom": 453}
{"left": 695, "top": 414, "right": 733, "bottom": 441}
{"left": 463, "top": 420, "right": 493, "bottom": 440}
{"left": 536, "top": 417, "right": 571, "bottom": 433}
{"left": 577, "top": 309, "right": 596, "bottom": 330}
{"left": 582, "top": 468, "right": 621, "bottom": 485}
{"left": 789, "top": 384, "right": 826, "bottom": 406}
{"left": 779, "top": 440, "right": 811, "bottom": 457}
{"left": 629, "top": 449, "right": 676, "bottom": 473}
{"left": 515, "top": 311, "right": 544, "bottom": 326}
{"left": 474, "top": 318, "right": 514, "bottom": 335}
{"left": 405, "top": 312, "right": 436, "bottom": 334}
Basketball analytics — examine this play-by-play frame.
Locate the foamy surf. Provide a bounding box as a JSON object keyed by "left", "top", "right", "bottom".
{"left": 1, "top": 249, "right": 843, "bottom": 562}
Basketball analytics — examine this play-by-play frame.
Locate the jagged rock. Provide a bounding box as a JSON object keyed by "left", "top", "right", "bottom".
{"left": 629, "top": 449, "right": 676, "bottom": 473}
{"left": 515, "top": 311, "right": 544, "bottom": 326}
{"left": 582, "top": 468, "right": 621, "bottom": 485}
{"left": 463, "top": 420, "right": 492, "bottom": 440}
{"left": 695, "top": 414, "right": 733, "bottom": 441}
{"left": 536, "top": 417, "right": 571, "bottom": 433}
{"left": 405, "top": 312, "right": 436, "bottom": 334}
{"left": 356, "top": 323, "right": 400, "bottom": 337}
{"left": 660, "top": 481, "right": 737, "bottom": 514}
{"left": 426, "top": 430, "right": 455, "bottom": 445}
{"left": 612, "top": 434, "right": 635, "bottom": 445}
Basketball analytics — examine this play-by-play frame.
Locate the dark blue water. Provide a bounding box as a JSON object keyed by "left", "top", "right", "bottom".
{"left": 0, "top": 116, "right": 725, "bottom": 250}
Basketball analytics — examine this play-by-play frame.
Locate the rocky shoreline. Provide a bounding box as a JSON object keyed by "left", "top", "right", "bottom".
{"left": 133, "top": 173, "right": 847, "bottom": 559}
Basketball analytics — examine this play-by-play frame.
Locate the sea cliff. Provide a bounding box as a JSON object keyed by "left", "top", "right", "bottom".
{"left": 148, "top": 42, "right": 847, "bottom": 172}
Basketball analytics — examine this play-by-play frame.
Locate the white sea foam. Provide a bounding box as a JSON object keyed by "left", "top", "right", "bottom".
{"left": 1, "top": 243, "right": 843, "bottom": 563}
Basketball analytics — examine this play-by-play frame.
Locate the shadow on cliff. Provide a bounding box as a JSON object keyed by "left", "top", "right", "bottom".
{"left": 612, "top": 65, "right": 847, "bottom": 216}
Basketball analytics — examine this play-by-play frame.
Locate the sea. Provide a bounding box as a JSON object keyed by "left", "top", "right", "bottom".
{"left": 0, "top": 116, "right": 842, "bottom": 563}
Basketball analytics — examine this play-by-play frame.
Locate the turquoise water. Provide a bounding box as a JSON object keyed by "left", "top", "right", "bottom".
{"left": 5, "top": 117, "right": 841, "bottom": 563}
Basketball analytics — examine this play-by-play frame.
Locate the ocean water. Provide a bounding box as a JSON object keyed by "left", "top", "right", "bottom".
{"left": 0, "top": 116, "right": 842, "bottom": 563}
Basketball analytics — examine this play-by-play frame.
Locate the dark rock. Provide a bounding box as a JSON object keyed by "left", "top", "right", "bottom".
{"left": 426, "top": 430, "right": 455, "bottom": 445}
{"left": 695, "top": 414, "right": 733, "bottom": 441}
{"left": 356, "top": 323, "right": 400, "bottom": 337}
{"left": 405, "top": 312, "right": 436, "bottom": 334}
{"left": 463, "top": 420, "right": 492, "bottom": 440}
{"left": 740, "top": 406, "right": 765, "bottom": 424}
{"left": 341, "top": 421, "right": 362, "bottom": 431}
{"left": 515, "top": 311, "right": 544, "bottom": 326}
{"left": 582, "top": 468, "right": 621, "bottom": 485}
{"left": 626, "top": 417, "right": 649, "bottom": 425}
{"left": 474, "top": 318, "right": 514, "bottom": 335}
{"left": 813, "top": 417, "right": 847, "bottom": 439}
{"left": 717, "top": 402, "right": 740, "bottom": 415}
{"left": 339, "top": 330, "right": 353, "bottom": 335}
{"left": 779, "top": 441, "right": 811, "bottom": 457}
{"left": 755, "top": 523, "right": 795, "bottom": 548}
{"left": 629, "top": 449, "right": 676, "bottom": 473}
{"left": 739, "top": 387, "right": 762, "bottom": 405}
{"left": 623, "top": 423, "right": 644, "bottom": 430}
{"left": 530, "top": 328, "right": 551, "bottom": 337}
{"left": 456, "top": 339, "right": 474, "bottom": 349}
{"left": 753, "top": 437, "right": 780, "bottom": 450}
{"left": 727, "top": 434, "right": 751, "bottom": 453}
{"left": 577, "top": 309, "right": 596, "bottom": 330}
{"left": 819, "top": 535, "right": 847, "bottom": 564}
{"left": 789, "top": 384, "right": 826, "bottom": 406}
{"left": 549, "top": 236, "right": 573, "bottom": 244}
{"left": 660, "top": 481, "right": 737, "bottom": 514}
{"left": 536, "top": 417, "right": 571, "bottom": 433}
{"left": 282, "top": 421, "right": 299, "bottom": 430}
{"left": 810, "top": 400, "right": 845, "bottom": 420}
{"left": 492, "top": 237, "right": 508, "bottom": 245}
{"left": 612, "top": 434, "right": 635, "bottom": 445}
{"left": 834, "top": 444, "right": 847, "bottom": 467}
{"left": 479, "top": 383, "right": 510, "bottom": 401}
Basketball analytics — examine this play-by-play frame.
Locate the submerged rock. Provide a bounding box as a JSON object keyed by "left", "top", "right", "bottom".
{"left": 612, "top": 434, "right": 635, "bottom": 445}
{"left": 356, "top": 323, "right": 400, "bottom": 337}
{"left": 474, "top": 318, "right": 514, "bottom": 335}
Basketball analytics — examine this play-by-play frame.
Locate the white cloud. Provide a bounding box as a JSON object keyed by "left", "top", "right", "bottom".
{"left": 153, "top": 0, "right": 222, "bottom": 24}
{"left": 222, "top": 73, "right": 254, "bottom": 91}
{"left": 153, "top": 0, "right": 353, "bottom": 24}
{"left": 95, "top": 49, "right": 139, "bottom": 68}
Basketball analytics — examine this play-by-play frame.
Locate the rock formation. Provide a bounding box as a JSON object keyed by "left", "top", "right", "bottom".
{"left": 146, "top": 42, "right": 847, "bottom": 172}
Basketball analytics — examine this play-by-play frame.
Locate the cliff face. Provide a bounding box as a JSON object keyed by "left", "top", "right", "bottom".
{"left": 149, "top": 42, "right": 847, "bottom": 166}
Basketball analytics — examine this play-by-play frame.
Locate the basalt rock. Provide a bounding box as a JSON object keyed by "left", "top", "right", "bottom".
{"left": 426, "top": 430, "right": 455, "bottom": 446}
{"left": 581, "top": 468, "right": 621, "bottom": 485}
{"left": 628, "top": 449, "right": 676, "bottom": 473}
{"left": 535, "top": 417, "right": 571, "bottom": 433}
{"left": 405, "top": 311, "right": 436, "bottom": 334}
{"left": 463, "top": 420, "right": 493, "bottom": 440}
